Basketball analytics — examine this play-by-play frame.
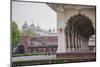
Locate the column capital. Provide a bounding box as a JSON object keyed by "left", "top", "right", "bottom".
{"left": 57, "top": 5, "right": 65, "bottom": 12}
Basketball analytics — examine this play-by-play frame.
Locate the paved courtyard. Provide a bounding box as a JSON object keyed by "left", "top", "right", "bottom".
{"left": 12, "top": 55, "right": 56, "bottom": 62}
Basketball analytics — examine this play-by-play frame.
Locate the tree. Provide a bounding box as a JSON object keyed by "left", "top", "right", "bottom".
{"left": 12, "top": 21, "right": 21, "bottom": 48}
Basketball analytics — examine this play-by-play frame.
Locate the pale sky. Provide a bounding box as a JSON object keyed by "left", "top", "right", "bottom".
{"left": 12, "top": 1, "right": 57, "bottom": 31}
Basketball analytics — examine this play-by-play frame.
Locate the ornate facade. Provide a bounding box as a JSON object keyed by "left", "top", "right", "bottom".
{"left": 20, "top": 35, "right": 58, "bottom": 54}
{"left": 47, "top": 4, "right": 96, "bottom": 53}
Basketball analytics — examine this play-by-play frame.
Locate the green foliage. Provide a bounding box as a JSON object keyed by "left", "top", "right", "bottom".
{"left": 12, "top": 21, "right": 21, "bottom": 48}
{"left": 12, "top": 52, "right": 47, "bottom": 57}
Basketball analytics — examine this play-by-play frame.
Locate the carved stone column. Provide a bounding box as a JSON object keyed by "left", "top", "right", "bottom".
{"left": 56, "top": 5, "right": 67, "bottom": 53}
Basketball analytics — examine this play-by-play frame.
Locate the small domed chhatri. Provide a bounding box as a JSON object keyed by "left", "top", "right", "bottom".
{"left": 22, "top": 21, "right": 29, "bottom": 32}
{"left": 30, "top": 23, "right": 35, "bottom": 28}
{"left": 22, "top": 21, "right": 29, "bottom": 29}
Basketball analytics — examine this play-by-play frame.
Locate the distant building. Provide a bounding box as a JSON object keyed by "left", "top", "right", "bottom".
{"left": 19, "top": 35, "right": 58, "bottom": 54}
{"left": 22, "top": 21, "right": 56, "bottom": 36}
{"left": 14, "top": 22, "right": 58, "bottom": 54}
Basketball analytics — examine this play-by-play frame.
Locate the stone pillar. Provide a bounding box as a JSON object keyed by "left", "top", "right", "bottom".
{"left": 79, "top": 33, "right": 81, "bottom": 50}
{"left": 77, "top": 32, "right": 79, "bottom": 51}
{"left": 78, "top": 33, "right": 80, "bottom": 50}
{"left": 84, "top": 38, "right": 89, "bottom": 51}
{"left": 73, "top": 31, "right": 76, "bottom": 51}
{"left": 83, "top": 37, "right": 85, "bottom": 50}
{"left": 56, "top": 5, "right": 67, "bottom": 53}
{"left": 65, "top": 32, "right": 68, "bottom": 50}
{"left": 68, "top": 30, "right": 72, "bottom": 51}
{"left": 72, "top": 31, "right": 75, "bottom": 51}
{"left": 74, "top": 32, "right": 77, "bottom": 51}
{"left": 80, "top": 33, "right": 82, "bottom": 50}
{"left": 76, "top": 30, "right": 78, "bottom": 51}
{"left": 80, "top": 37, "right": 89, "bottom": 52}
{"left": 67, "top": 32, "right": 71, "bottom": 52}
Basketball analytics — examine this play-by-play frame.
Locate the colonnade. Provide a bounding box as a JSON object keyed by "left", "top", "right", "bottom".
{"left": 65, "top": 24, "right": 89, "bottom": 52}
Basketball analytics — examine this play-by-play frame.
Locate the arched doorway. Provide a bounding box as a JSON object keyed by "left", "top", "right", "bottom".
{"left": 16, "top": 45, "right": 25, "bottom": 54}
{"left": 65, "top": 14, "right": 95, "bottom": 52}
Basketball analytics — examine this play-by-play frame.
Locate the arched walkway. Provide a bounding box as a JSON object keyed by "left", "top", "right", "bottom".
{"left": 65, "top": 14, "right": 95, "bottom": 52}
